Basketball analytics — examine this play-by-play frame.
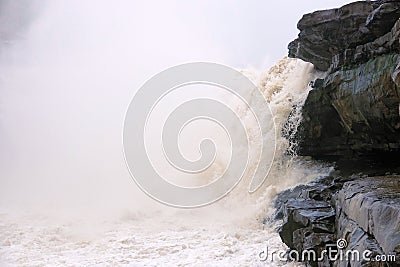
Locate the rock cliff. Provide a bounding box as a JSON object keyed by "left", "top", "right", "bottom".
{"left": 276, "top": 1, "right": 400, "bottom": 266}
{"left": 289, "top": 0, "right": 400, "bottom": 159}
{"left": 289, "top": 0, "right": 400, "bottom": 71}
{"left": 275, "top": 173, "right": 400, "bottom": 266}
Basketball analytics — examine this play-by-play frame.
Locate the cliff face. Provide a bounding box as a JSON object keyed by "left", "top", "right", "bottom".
{"left": 289, "top": 0, "right": 400, "bottom": 159}
{"left": 289, "top": 0, "right": 400, "bottom": 71}
{"left": 275, "top": 173, "right": 400, "bottom": 267}
{"left": 275, "top": 1, "right": 400, "bottom": 266}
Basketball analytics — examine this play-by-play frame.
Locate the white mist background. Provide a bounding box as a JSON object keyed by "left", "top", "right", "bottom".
{"left": 0, "top": 0, "right": 350, "bottom": 217}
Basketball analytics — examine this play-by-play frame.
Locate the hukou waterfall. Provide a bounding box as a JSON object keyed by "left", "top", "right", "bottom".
{"left": 0, "top": 46, "right": 332, "bottom": 264}
{"left": 1, "top": 1, "right": 400, "bottom": 266}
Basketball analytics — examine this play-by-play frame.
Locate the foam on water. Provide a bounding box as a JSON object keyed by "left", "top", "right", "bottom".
{"left": 0, "top": 2, "right": 334, "bottom": 265}
{"left": 0, "top": 56, "right": 333, "bottom": 266}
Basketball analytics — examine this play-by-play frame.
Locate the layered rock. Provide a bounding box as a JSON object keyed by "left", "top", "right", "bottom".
{"left": 290, "top": 1, "right": 400, "bottom": 159}
{"left": 275, "top": 175, "right": 400, "bottom": 267}
{"left": 276, "top": 176, "right": 338, "bottom": 267}
{"left": 298, "top": 53, "right": 400, "bottom": 158}
{"left": 336, "top": 176, "right": 400, "bottom": 266}
{"left": 276, "top": 1, "right": 400, "bottom": 266}
{"left": 289, "top": 0, "right": 400, "bottom": 71}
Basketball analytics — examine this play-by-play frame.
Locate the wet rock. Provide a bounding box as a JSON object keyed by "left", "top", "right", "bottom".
{"left": 275, "top": 175, "right": 400, "bottom": 266}
{"left": 278, "top": 198, "right": 336, "bottom": 266}
{"left": 289, "top": 2, "right": 400, "bottom": 159}
{"left": 336, "top": 212, "right": 388, "bottom": 267}
{"left": 336, "top": 176, "right": 400, "bottom": 265}
{"left": 279, "top": 1, "right": 400, "bottom": 266}
{"left": 297, "top": 53, "right": 400, "bottom": 159}
{"left": 309, "top": 78, "right": 324, "bottom": 89}
{"left": 275, "top": 176, "right": 340, "bottom": 266}
{"left": 289, "top": 1, "right": 400, "bottom": 71}
{"left": 274, "top": 184, "right": 308, "bottom": 220}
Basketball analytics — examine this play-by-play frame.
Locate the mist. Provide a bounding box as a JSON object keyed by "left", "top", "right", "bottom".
{"left": 0, "top": 0, "right": 350, "bottom": 217}
{"left": 0, "top": 1, "right": 351, "bottom": 265}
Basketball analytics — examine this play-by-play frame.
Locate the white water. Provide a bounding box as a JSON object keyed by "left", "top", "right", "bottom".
{"left": 0, "top": 55, "right": 334, "bottom": 266}
{"left": 0, "top": 2, "right": 334, "bottom": 266}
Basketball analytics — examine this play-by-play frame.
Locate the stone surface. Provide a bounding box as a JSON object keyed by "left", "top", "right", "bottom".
{"left": 275, "top": 175, "right": 344, "bottom": 267}
{"left": 279, "top": 1, "right": 400, "bottom": 266}
{"left": 289, "top": 1, "right": 400, "bottom": 71}
{"left": 336, "top": 176, "right": 400, "bottom": 261}
{"left": 279, "top": 200, "right": 336, "bottom": 266}
{"left": 335, "top": 214, "right": 387, "bottom": 267}
{"left": 291, "top": 11, "right": 400, "bottom": 159}
{"left": 275, "top": 175, "right": 400, "bottom": 267}
{"left": 297, "top": 53, "right": 400, "bottom": 159}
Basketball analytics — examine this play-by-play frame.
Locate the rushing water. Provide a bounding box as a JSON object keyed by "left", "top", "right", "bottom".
{"left": 0, "top": 55, "right": 334, "bottom": 266}
{"left": 0, "top": 2, "right": 335, "bottom": 266}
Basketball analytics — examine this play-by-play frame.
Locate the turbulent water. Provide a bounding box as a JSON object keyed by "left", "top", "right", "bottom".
{"left": 0, "top": 2, "right": 337, "bottom": 266}
{"left": 0, "top": 55, "right": 335, "bottom": 266}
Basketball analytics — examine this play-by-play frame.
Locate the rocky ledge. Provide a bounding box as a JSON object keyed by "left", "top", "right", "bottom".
{"left": 289, "top": 0, "right": 400, "bottom": 71}
{"left": 275, "top": 174, "right": 400, "bottom": 267}
{"left": 290, "top": 0, "right": 400, "bottom": 159}
{"left": 276, "top": 1, "right": 400, "bottom": 266}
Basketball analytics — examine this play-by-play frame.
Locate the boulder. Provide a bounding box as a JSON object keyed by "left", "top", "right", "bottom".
{"left": 289, "top": 1, "right": 400, "bottom": 71}
{"left": 296, "top": 53, "right": 400, "bottom": 159}
{"left": 274, "top": 175, "right": 400, "bottom": 266}
{"left": 336, "top": 176, "right": 400, "bottom": 259}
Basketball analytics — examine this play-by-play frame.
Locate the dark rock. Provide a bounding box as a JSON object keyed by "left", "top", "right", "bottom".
{"left": 275, "top": 175, "right": 400, "bottom": 266}
{"left": 278, "top": 1, "right": 400, "bottom": 266}
{"left": 290, "top": 4, "right": 400, "bottom": 159}
{"left": 278, "top": 197, "right": 336, "bottom": 265}
{"left": 336, "top": 176, "right": 400, "bottom": 261}
{"left": 275, "top": 175, "right": 342, "bottom": 266}
{"left": 335, "top": 214, "right": 388, "bottom": 267}
{"left": 274, "top": 184, "right": 309, "bottom": 220}
{"left": 366, "top": 1, "right": 400, "bottom": 38}
{"left": 309, "top": 78, "right": 324, "bottom": 89}
{"left": 329, "top": 18, "right": 400, "bottom": 72}
{"left": 289, "top": 1, "right": 400, "bottom": 71}
{"left": 297, "top": 53, "right": 400, "bottom": 159}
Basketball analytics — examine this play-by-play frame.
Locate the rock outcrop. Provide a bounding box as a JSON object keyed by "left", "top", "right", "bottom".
{"left": 336, "top": 176, "right": 400, "bottom": 267}
{"left": 275, "top": 175, "right": 400, "bottom": 267}
{"left": 298, "top": 52, "right": 400, "bottom": 158}
{"left": 289, "top": 0, "right": 400, "bottom": 71}
{"left": 276, "top": 1, "right": 400, "bottom": 266}
{"left": 276, "top": 175, "right": 339, "bottom": 266}
{"left": 290, "top": 1, "right": 400, "bottom": 159}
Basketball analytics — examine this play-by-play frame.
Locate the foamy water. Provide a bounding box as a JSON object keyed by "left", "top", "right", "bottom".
{"left": 0, "top": 3, "right": 334, "bottom": 265}
{"left": 0, "top": 56, "right": 334, "bottom": 266}
{"left": 0, "top": 207, "right": 292, "bottom": 267}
